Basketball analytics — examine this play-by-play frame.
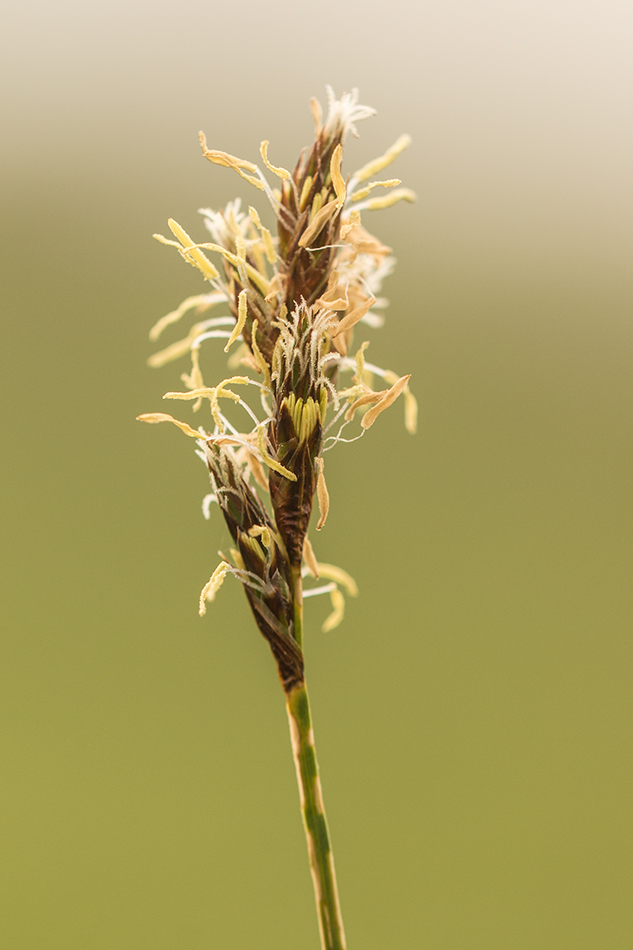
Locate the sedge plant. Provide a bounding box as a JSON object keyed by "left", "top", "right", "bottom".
{"left": 138, "top": 87, "right": 416, "bottom": 950}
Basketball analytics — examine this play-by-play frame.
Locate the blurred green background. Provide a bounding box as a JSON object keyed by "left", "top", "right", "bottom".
{"left": 1, "top": 1, "right": 632, "bottom": 947}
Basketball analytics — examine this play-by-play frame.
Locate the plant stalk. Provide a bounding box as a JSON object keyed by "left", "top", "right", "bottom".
{"left": 286, "top": 570, "right": 346, "bottom": 950}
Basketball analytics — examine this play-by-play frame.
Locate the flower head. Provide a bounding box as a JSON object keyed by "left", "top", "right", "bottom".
{"left": 139, "top": 88, "right": 416, "bottom": 686}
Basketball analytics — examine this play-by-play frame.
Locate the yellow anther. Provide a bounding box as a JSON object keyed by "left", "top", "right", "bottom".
{"left": 299, "top": 175, "right": 313, "bottom": 211}
{"left": 309, "top": 191, "right": 324, "bottom": 220}
{"left": 199, "top": 131, "right": 265, "bottom": 191}
{"left": 153, "top": 233, "right": 181, "bottom": 249}
{"left": 188, "top": 345, "right": 205, "bottom": 388}
{"left": 199, "top": 562, "right": 229, "bottom": 616}
{"left": 361, "top": 374, "right": 411, "bottom": 429}
{"left": 243, "top": 262, "right": 270, "bottom": 296}
{"left": 338, "top": 384, "right": 365, "bottom": 400}
{"left": 163, "top": 376, "right": 248, "bottom": 431}
{"left": 239, "top": 170, "right": 266, "bottom": 191}
{"left": 234, "top": 229, "right": 246, "bottom": 264}
{"left": 354, "top": 341, "right": 370, "bottom": 385}
{"left": 240, "top": 534, "right": 267, "bottom": 563}
{"left": 404, "top": 389, "right": 418, "bottom": 435}
{"left": 319, "top": 387, "right": 328, "bottom": 424}
{"left": 206, "top": 434, "right": 244, "bottom": 447}
{"left": 153, "top": 230, "right": 215, "bottom": 280}
{"left": 248, "top": 205, "right": 263, "bottom": 229}
{"left": 281, "top": 393, "right": 301, "bottom": 432}
{"left": 136, "top": 413, "right": 202, "bottom": 439}
{"left": 353, "top": 134, "right": 412, "bottom": 184}
{"left": 198, "top": 135, "right": 258, "bottom": 171}
{"left": 175, "top": 234, "right": 266, "bottom": 296}
{"left": 315, "top": 457, "right": 329, "bottom": 530}
{"left": 331, "top": 295, "right": 376, "bottom": 340}
{"left": 259, "top": 140, "right": 291, "bottom": 181}
{"left": 322, "top": 587, "right": 346, "bottom": 633}
{"left": 382, "top": 370, "right": 418, "bottom": 434}
{"left": 304, "top": 197, "right": 338, "bottom": 243}
{"left": 211, "top": 376, "right": 249, "bottom": 430}
{"left": 314, "top": 563, "right": 359, "bottom": 597}
{"left": 256, "top": 427, "right": 297, "bottom": 481}
{"left": 330, "top": 144, "right": 346, "bottom": 208}
{"left": 224, "top": 289, "right": 248, "bottom": 352}
{"left": 248, "top": 525, "right": 273, "bottom": 550}
{"left": 292, "top": 396, "right": 303, "bottom": 434}
{"left": 166, "top": 219, "right": 220, "bottom": 280}
{"left": 163, "top": 376, "right": 249, "bottom": 402}
{"left": 349, "top": 178, "right": 401, "bottom": 203}
{"left": 344, "top": 390, "right": 383, "bottom": 423}
{"left": 363, "top": 188, "right": 417, "bottom": 211}
{"left": 300, "top": 398, "right": 318, "bottom": 442}
{"left": 193, "top": 240, "right": 242, "bottom": 268}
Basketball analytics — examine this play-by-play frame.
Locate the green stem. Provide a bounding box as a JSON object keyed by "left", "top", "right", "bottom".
{"left": 286, "top": 571, "right": 346, "bottom": 950}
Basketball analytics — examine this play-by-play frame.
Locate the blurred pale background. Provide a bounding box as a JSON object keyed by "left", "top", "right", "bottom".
{"left": 1, "top": 1, "right": 632, "bottom": 947}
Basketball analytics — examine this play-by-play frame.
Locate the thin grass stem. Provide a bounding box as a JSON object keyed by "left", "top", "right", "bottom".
{"left": 286, "top": 573, "right": 346, "bottom": 949}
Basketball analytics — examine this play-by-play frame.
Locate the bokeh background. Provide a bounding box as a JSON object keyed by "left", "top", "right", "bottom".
{"left": 2, "top": 1, "right": 632, "bottom": 947}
